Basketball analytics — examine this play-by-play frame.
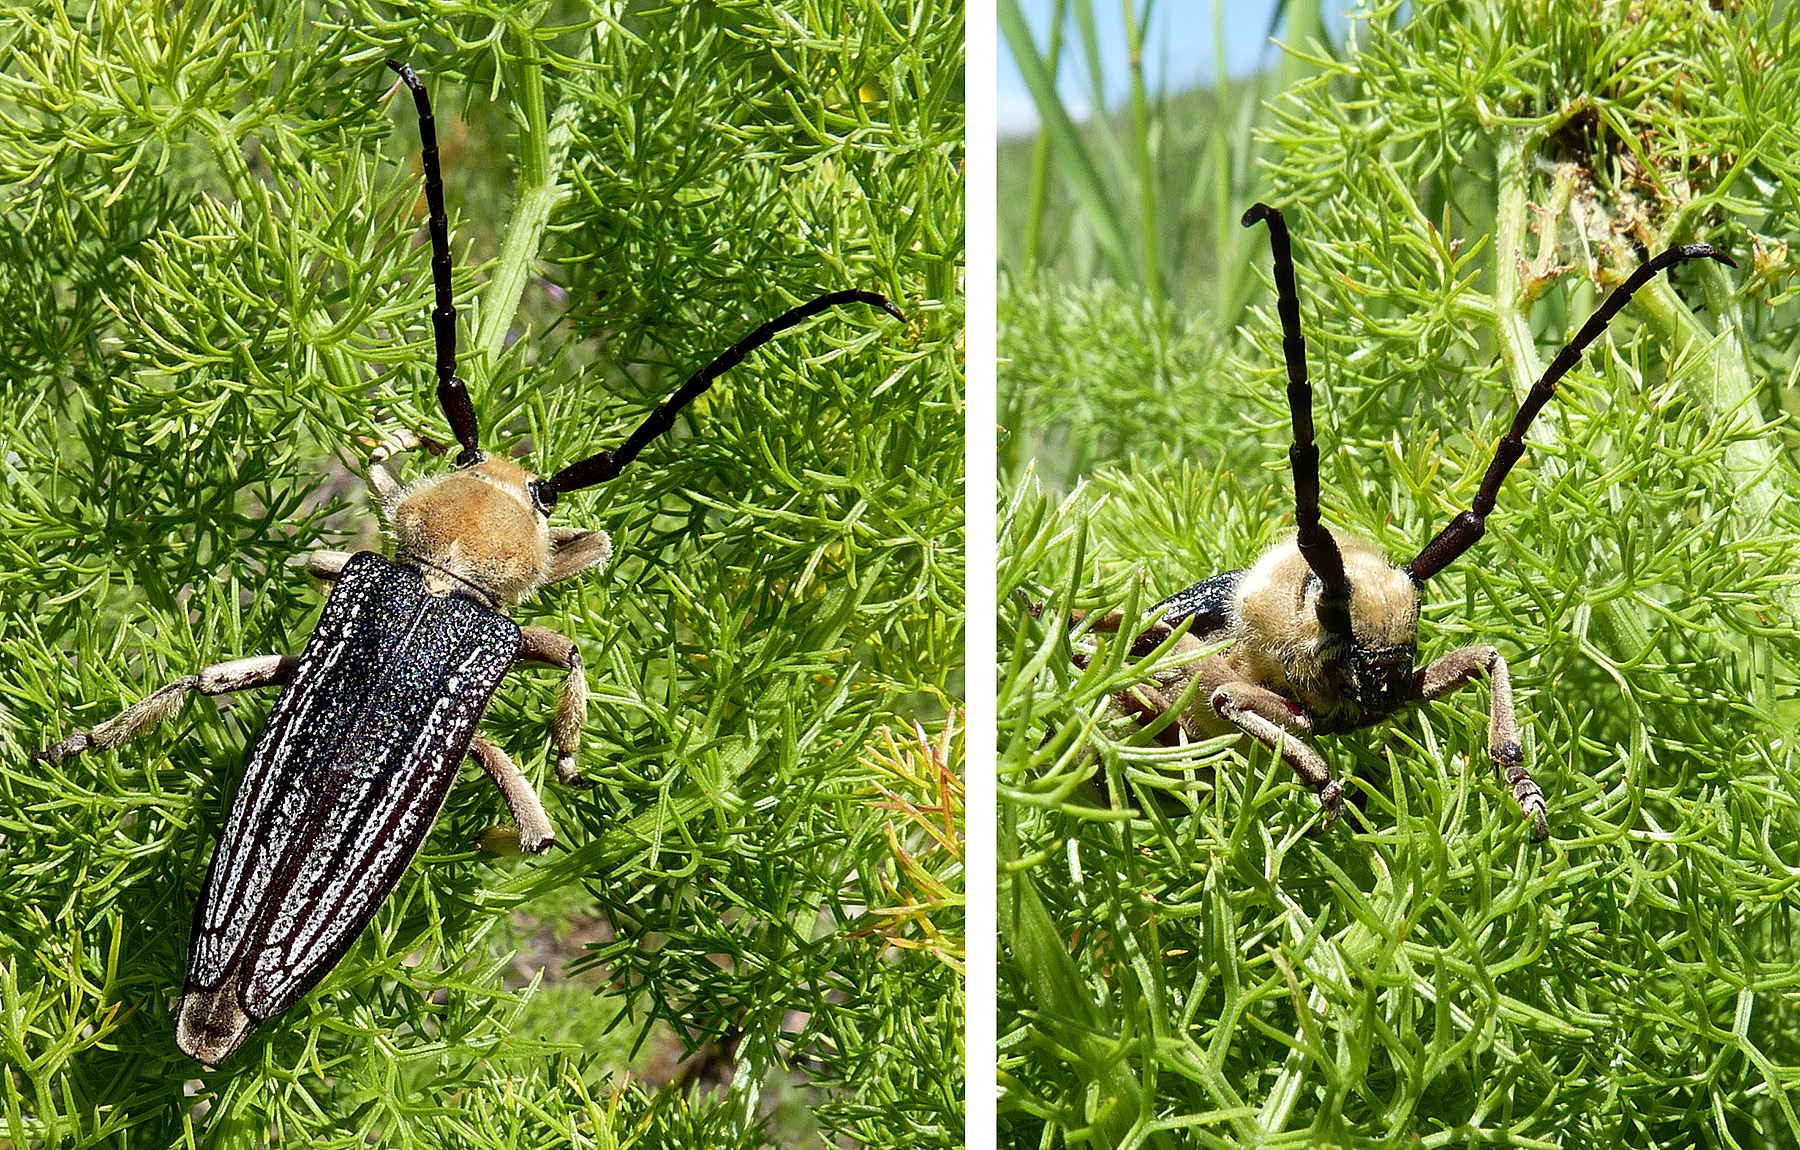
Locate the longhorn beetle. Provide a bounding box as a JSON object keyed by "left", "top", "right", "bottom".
{"left": 1079, "top": 202, "right": 1729, "bottom": 842}
{"left": 39, "top": 61, "right": 903, "bottom": 1066}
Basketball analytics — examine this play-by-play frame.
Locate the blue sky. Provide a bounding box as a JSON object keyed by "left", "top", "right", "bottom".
{"left": 997, "top": 0, "right": 1334, "bottom": 137}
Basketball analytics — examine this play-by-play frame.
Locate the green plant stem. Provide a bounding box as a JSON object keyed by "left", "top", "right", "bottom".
{"left": 473, "top": 37, "right": 575, "bottom": 374}
{"left": 1122, "top": 0, "right": 1159, "bottom": 308}
{"left": 1075, "top": 0, "right": 1106, "bottom": 136}
{"left": 998, "top": 0, "right": 1136, "bottom": 287}
{"left": 1637, "top": 269, "right": 1789, "bottom": 587}
{"left": 1022, "top": 0, "right": 1069, "bottom": 271}
{"left": 1491, "top": 132, "right": 1547, "bottom": 400}
{"left": 1209, "top": 0, "right": 1234, "bottom": 321}
{"left": 1279, "top": 0, "right": 1328, "bottom": 107}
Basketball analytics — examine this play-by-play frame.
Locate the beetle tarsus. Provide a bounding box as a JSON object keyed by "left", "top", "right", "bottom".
{"left": 1317, "top": 779, "right": 1347, "bottom": 830}
{"left": 554, "top": 755, "right": 590, "bottom": 789}
{"left": 1503, "top": 761, "right": 1550, "bottom": 842}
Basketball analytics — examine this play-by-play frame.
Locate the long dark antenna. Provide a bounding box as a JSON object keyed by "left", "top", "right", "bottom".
{"left": 1243, "top": 203, "right": 1353, "bottom": 644}
{"left": 1407, "top": 241, "right": 1735, "bottom": 582}
{"left": 537, "top": 290, "right": 905, "bottom": 503}
{"left": 388, "top": 60, "right": 481, "bottom": 466}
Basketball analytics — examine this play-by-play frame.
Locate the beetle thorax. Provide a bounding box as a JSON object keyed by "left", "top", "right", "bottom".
{"left": 1231, "top": 534, "right": 1421, "bottom": 718}
{"left": 391, "top": 457, "right": 552, "bottom": 609}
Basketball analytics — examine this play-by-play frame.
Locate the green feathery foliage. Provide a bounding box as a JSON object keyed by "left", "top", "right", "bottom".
{"left": 0, "top": 1, "right": 962, "bottom": 1146}
{"left": 1001, "top": 2, "right": 1800, "bottom": 1146}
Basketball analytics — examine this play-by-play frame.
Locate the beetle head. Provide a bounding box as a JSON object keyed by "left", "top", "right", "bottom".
{"left": 1330, "top": 537, "right": 1421, "bottom": 712}
{"left": 391, "top": 456, "right": 555, "bottom": 607}
{"left": 1235, "top": 533, "right": 1420, "bottom": 717}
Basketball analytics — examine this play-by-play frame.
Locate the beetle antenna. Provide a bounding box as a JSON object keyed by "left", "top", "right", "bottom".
{"left": 1407, "top": 241, "right": 1736, "bottom": 582}
{"left": 1243, "top": 202, "right": 1353, "bottom": 644}
{"left": 537, "top": 290, "right": 905, "bottom": 503}
{"left": 388, "top": 60, "right": 481, "bottom": 467}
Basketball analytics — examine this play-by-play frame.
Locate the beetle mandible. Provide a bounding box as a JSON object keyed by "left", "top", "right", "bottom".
{"left": 39, "top": 60, "right": 903, "bottom": 1066}
{"left": 1079, "top": 202, "right": 1730, "bottom": 842}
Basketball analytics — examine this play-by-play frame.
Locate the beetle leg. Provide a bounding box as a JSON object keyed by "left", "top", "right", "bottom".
{"left": 1416, "top": 645, "right": 1549, "bottom": 841}
{"left": 367, "top": 465, "right": 405, "bottom": 518}
{"left": 1072, "top": 610, "right": 1183, "bottom": 675}
{"left": 361, "top": 429, "right": 423, "bottom": 518}
{"left": 1077, "top": 608, "right": 1123, "bottom": 632}
{"left": 1114, "top": 682, "right": 1187, "bottom": 746}
{"left": 468, "top": 735, "right": 555, "bottom": 852}
{"left": 545, "top": 529, "right": 612, "bottom": 585}
{"left": 1209, "top": 681, "right": 1343, "bottom": 828}
{"left": 1068, "top": 613, "right": 1111, "bottom": 671}
{"left": 516, "top": 625, "right": 588, "bottom": 787}
{"left": 367, "top": 427, "right": 422, "bottom": 466}
{"left": 40, "top": 654, "right": 300, "bottom": 765}
{"left": 292, "top": 550, "right": 354, "bottom": 582}
{"left": 1079, "top": 608, "right": 1180, "bottom": 659}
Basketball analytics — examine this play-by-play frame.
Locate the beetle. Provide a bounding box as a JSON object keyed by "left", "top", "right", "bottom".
{"left": 1074, "top": 202, "right": 1730, "bottom": 842}
{"left": 38, "top": 60, "right": 903, "bottom": 1066}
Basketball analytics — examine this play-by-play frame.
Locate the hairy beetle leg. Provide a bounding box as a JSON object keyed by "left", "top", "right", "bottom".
{"left": 545, "top": 527, "right": 612, "bottom": 586}
{"left": 1210, "top": 681, "right": 1344, "bottom": 828}
{"left": 39, "top": 654, "right": 301, "bottom": 766}
{"left": 367, "top": 427, "right": 423, "bottom": 469}
{"left": 1415, "top": 645, "right": 1549, "bottom": 841}
{"left": 517, "top": 625, "right": 589, "bottom": 787}
{"left": 1114, "top": 682, "right": 1188, "bottom": 747}
{"left": 469, "top": 735, "right": 555, "bottom": 852}
{"left": 292, "top": 550, "right": 353, "bottom": 582}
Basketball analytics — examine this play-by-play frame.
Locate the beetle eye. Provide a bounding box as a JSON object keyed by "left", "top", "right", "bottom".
{"left": 529, "top": 479, "right": 557, "bottom": 514}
